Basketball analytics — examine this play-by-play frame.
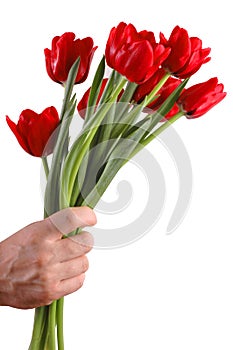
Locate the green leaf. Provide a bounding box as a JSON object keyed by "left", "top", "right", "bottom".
{"left": 84, "top": 56, "right": 105, "bottom": 124}
{"left": 125, "top": 77, "right": 189, "bottom": 140}
{"left": 60, "top": 76, "right": 127, "bottom": 207}
{"left": 110, "top": 102, "right": 147, "bottom": 140}
{"left": 81, "top": 120, "right": 150, "bottom": 208}
{"left": 44, "top": 95, "right": 77, "bottom": 215}
{"left": 60, "top": 57, "right": 80, "bottom": 122}
{"left": 145, "top": 72, "right": 170, "bottom": 105}
{"left": 112, "top": 81, "right": 138, "bottom": 125}
{"left": 97, "top": 69, "right": 116, "bottom": 106}
{"left": 155, "top": 77, "right": 189, "bottom": 120}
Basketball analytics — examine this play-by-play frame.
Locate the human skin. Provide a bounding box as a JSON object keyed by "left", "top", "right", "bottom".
{"left": 0, "top": 206, "right": 96, "bottom": 309}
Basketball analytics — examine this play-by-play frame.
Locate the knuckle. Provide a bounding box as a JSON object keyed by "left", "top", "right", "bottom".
{"left": 39, "top": 269, "right": 53, "bottom": 284}
{"left": 63, "top": 239, "right": 78, "bottom": 257}
{"left": 40, "top": 280, "right": 59, "bottom": 303}
{"left": 35, "top": 249, "right": 52, "bottom": 268}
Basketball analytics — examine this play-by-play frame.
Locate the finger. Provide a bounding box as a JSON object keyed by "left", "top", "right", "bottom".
{"left": 56, "top": 274, "right": 86, "bottom": 299}
{"left": 55, "top": 231, "right": 94, "bottom": 262}
{"left": 56, "top": 255, "right": 89, "bottom": 280}
{"left": 44, "top": 206, "right": 97, "bottom": 239}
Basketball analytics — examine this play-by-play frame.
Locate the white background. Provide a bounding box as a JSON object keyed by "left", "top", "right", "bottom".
{"left": 0, "top": 0, "right": 232, "bottom": 349}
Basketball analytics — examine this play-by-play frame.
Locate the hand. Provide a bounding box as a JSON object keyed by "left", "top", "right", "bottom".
{"left": 0, "top": 206, "right": 96, "bottom": 309}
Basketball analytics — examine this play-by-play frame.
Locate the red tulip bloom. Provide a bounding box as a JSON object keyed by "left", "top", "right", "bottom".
{"left": 105, "top": 22, "right": 171, "bottom": 84}
{"left": 45, "top": 32, "right": 97, "bottom": 84}
{"left": 6, "top": 107, "right": 60, "bottom": 157}
{"left": 160, "top": 26, "right": 211, "bottom": 79}
{"left": 133, "top": 68, "right": 182, "bottom": 117}
{"left": 177, "top": 78, "right": 226, "bottom": 118}
{"left": 77, "top": 78, "right": 124, "bottom": 118}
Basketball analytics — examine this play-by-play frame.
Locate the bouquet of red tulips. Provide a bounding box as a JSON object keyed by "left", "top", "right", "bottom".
{"left": 6, "top": 22, "right": 226, "bottom": 349}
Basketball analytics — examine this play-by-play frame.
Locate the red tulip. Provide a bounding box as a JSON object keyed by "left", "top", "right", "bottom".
{"left": 77, "top": 78, "right": 124, "bottom": 118}
{"left": 105, "top": 22, "right": 171, "bottom": 84}
{"left": 160, "top": 26, "right": 211, "bottom": 78}
{"left": 133, "top": 68, "right": 182, "bottom": 118}
{"left": 44, "top": 32, "right": 97, "bottom": 84}
{"left": 177, "top": 78, "right": 226, "bottom": 118}
{"left": 6, "top": 107, "right": 60, "bottom": 157}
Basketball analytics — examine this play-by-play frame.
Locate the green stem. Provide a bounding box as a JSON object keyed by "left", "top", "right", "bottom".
{"left": 145, "top": 72, "right": 170, "bottom": 105}
{"left": 81, "top": 112, "right": 184, "bottom": 210}
{"left": 128, "top": 112, "right": 184, "bottom": 161}
{"left": 42, "top": 157, "right": 49, "bottom": 179}
{"left": 28, "top": 306, "right": 47, "bottom": 350}
{"left": 61, "top": 76, "right": 127, "bottom": 208}
{"left": 112, "top": 81, "right": 137, "bottom": 127}
{"left": 44, "top": 96, "right": 77, "bottom": 215}
{"left": 57, "top": 298, "right": 64, "bottom": 350}
{"left": 47, "top": 301, "right": 57, "bottom": 350}
{"left": 44, "top": 59, "right": 80, "bottom": 216}
{"left": 141, "top": 111, "right": 184, "bottom": 148}
{"left": 119, "top": 81, "right": 138, "bottom": 103}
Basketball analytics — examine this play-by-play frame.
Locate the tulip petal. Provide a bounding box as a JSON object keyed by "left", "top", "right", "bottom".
{"left": 45, "top": 32, "right": 96, "bottom": 84}
{"left": 105, "top": 22, "right": 169, "bottom": 83}
{"left": 6, "top": 116, "right": 31, "bottom": 154}
{"left": 162, "top": 26, "right": 191, "bottom": 73}
{"left": 178, "top": 78, "right": 226, "bottom": 118}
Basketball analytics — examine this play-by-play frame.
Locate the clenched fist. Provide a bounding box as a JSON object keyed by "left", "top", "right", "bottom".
{"left": 0, "top": 206, "right": 96, "bottom": 309}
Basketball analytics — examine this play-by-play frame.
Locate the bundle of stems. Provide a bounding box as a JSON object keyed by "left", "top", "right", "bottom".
{"left": 29, "top": 57, "right": 188, "bottom": 349}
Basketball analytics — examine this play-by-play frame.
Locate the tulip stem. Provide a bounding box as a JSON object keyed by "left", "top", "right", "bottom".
{"left": 142, "top": 111, "right": 184, "bottom": 147}
{"left": 113, "top": 81, "right": 138, "bottom": 123}
{"left": 57, "top": 298, "right": 64, "bottom": 350}
{"left": 145, "top": 72, "right": 170, "bottom": 105}
{"left": 61, "top": 76, "right": 127, "bottom": 207}
{"left": 42, "top": 157, "right": 49, "bottom": 179}
{"left": 47, "top": 301, "right": 57, "bottom": 350}
{"left": 28, "top": 306, "right": 48, "bottom": 350}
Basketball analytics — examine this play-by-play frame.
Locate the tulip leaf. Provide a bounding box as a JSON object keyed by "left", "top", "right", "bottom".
{"left": 81, "top": 79, "right": 190, "bottom": 209}
{"left": 81, "top": 120, "right": 151, "bottom": 208}
{"left": 72, "top": 101, "right": 145, "bottom": 206}
{"left": 119, "top": 81, "right": 138, "bottom": 103}
{"left": 125, "top": 77, "right": 189, "bottom": 140}
{"left": 97, "top": 69, "right": 116, "bottom": 105}
{"left": 111, "top": 101, "right": 147, "bottom": 140}
{"left": 155, "top": 77, "right": 189, "bottom": 121}
{"left": 45, "top": 53, "right": 80, "bottom": 213}
{"left": 146, "top": 72, "right": 170, "bottom": 105}
{"left": 61, "top": 76, "right": 127, "bottom": 206}
{"left": 84, "top": 56, "right": 105, "bottom": 123}
{"left": 60, "top": 57, "right": 80, "bottom": 122}
{"left": 45, "top": 95, "right": 77, "bottom": 215}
